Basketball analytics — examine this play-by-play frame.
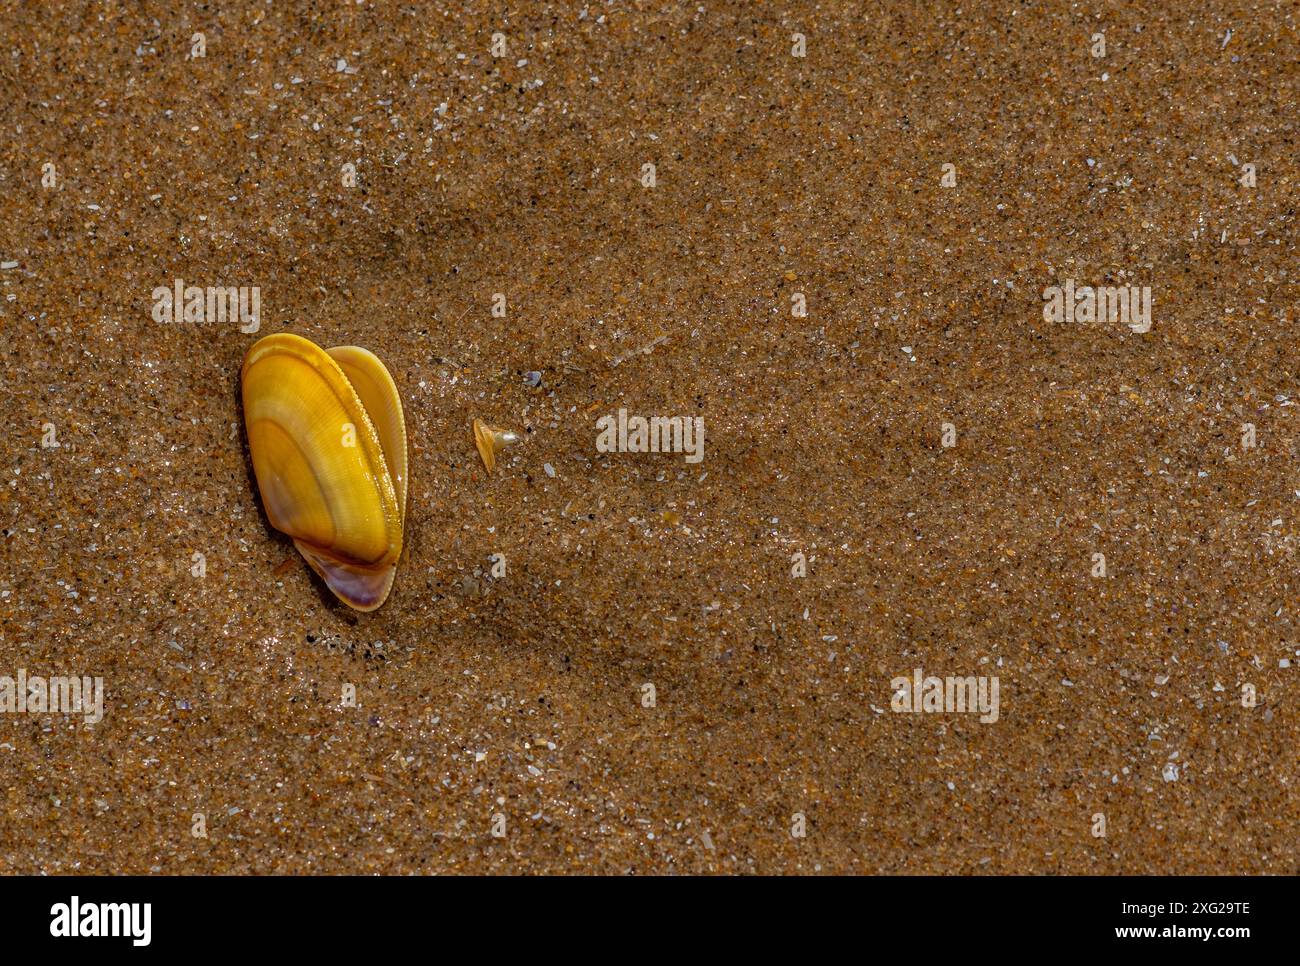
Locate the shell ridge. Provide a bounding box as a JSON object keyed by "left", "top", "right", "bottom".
{"left": 266, "top": 347, "right": 400, "bottom": 556}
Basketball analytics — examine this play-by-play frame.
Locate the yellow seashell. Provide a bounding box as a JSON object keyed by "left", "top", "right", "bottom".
{"left": 241, "top": 333, "right": 408, "bottom": 611}
{"left": 473, "top": 418, "right": 519, "bottom": 474}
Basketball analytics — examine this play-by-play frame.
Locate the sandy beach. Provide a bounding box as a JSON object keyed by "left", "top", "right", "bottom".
{"left": 1, "top": 0, "right": 1297, "bottom": 873}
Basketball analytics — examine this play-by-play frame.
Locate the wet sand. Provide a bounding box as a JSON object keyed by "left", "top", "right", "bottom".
{"left": 1, "top": 0, "right": 1297, "bottom": 873}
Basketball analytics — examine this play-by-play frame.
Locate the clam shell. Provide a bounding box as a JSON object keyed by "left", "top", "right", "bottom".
{"left": 473, "top": 418, "right": 519, "bottom": 474}
{"left": 241, "top": 333, "right": 407, "bottom": 611}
